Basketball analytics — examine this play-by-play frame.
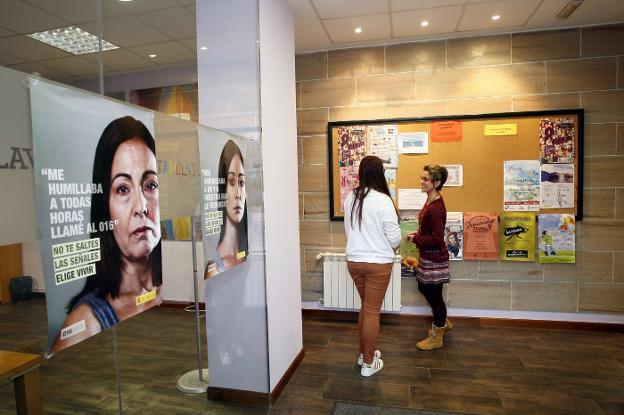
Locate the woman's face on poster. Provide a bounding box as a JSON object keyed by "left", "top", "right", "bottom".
{"left": 225, "top": 153, "right": 246, "bottom": 224}
{"left": 109, "top": 138, "right": 161, "bottom": 261}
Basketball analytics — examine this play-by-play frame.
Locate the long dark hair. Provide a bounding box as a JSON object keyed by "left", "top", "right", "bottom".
{"left": 218, "top": 140, "right": 248, "bottom": 256}
{"left": 68, "top": 116, "right": 162, "bottom": 310}
{"left": 350, "top": 156, "right": 396, "bottom": 229}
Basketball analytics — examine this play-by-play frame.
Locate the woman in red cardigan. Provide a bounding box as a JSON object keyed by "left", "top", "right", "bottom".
{"left": 406, "top": 165, "right": 452, "bottom": 350}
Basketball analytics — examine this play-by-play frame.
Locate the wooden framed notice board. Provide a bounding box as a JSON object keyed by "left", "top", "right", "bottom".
{"left": 327, "top": 109, "right": 583, "bottom": 221}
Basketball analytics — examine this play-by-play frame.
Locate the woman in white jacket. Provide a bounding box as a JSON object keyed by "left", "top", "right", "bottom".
{"left": 344, "top": 156, "right": 401, "bottom": 377}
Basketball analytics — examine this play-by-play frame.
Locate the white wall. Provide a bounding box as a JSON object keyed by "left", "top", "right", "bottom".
{"left": 259, "top": 0, "right": 303, "bottom": 391}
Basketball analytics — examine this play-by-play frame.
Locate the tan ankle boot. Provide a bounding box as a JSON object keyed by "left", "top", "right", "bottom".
{"left": 417, "top": 324, "right": 445, "bottom": 350}
{"left": 445, "top": 318, "right": 453, "bottom": 331}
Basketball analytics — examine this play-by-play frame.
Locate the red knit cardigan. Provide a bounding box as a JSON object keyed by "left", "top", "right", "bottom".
{"left": 415, "top": 197, "right": 449, "bottom": 263}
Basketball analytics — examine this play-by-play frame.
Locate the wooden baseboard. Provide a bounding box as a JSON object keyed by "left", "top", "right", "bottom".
{"left": 302, "top": 309, "right": 624, "bottom": 332}
{"left": 207, "top": 386, "right": 269, "bottom": 406}
{"left": 160, "top": 300, "right": 205, "bottom": 311}
{"left": 270, "top": 348, "right": 305, "bottom": 405}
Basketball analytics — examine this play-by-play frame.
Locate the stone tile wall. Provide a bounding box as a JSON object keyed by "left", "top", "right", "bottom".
{"left": 296, "top": 24, "right": 624, "bottom": 314}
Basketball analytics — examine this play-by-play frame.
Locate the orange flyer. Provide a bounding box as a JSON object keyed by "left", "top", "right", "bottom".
{"left": 431, "top": 120, "right": 462, "bottom": 142}
{"left": 463, "top": 212, "right": 499, "bottom": 260}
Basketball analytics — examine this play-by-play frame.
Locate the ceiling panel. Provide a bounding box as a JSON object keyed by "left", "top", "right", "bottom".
{"left": 324, "top": 14, "right": 391, "bottom": 44}
{"left": 391, "top": 0, "right": 466, "bottom": 12}
{"left": 528, "top": 0, "right": 624, "bottom": 28}
{"left": 312, "top": 0, "right": 389, "bottom": 19}
{"left": 291, "top": 0, "right": 331, "bottom": 51}
{"left": 137, "top": 7, "right": 196, "bottom": 40}
{"left": 23, "top": 0, "right": 106, "bottom": 25}
{"left": 39, "top": 56, "right": 104, "bottom": 77}
{"left": 9, "top": 61, "right": 71, "bottom": 80}
{"left": 128, "top": 41, "right": 196, "bottom": 65}
{"left": 393, "top": 5, "right": 463, "bottom": 38}
{"left": 178, "top": 38, "right": 197, "bottom": 53}
{"left": 0, "top": 51, "right": 24, "bottom": 66}
{"left": 82, "top": 48, "right": 156, "bottom": 72}
{"left": 458, "top": 0, "right": 541, "bottom": 32}
{"left": 112, "top": 0, "right": 183, "bottom": 14}
{"left": 0, "top": 36, "right": 69, "bottom": 61}
{"left": 0, "top": 0, "right": 67, "bottom": 34}
{"left": 81, "top": 16, "right": 171, "bottom": 48}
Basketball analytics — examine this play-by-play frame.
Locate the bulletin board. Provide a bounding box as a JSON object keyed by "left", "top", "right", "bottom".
{"left": 328, "top": 109, "right": 583, "bottom": 220}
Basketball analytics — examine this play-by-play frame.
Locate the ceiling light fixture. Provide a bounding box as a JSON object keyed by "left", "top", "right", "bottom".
{"left": 200, "top": 46, "right": 207, "bottom": 51}
{"left": 27, "top": 26, "right": 119, "bottom": 55}
{"left": 354, "top": 27, "right": 363, "bottom": 34}
{"left": 148, "top": 54, "right": 157, "bottom": 58}
{"left": 491, "top": 14, "right": 501, "bottom": 21}
{"left": 557, "top": 0, "right": 584, "bottom": 19}
{"left": 421, "top": 20, "right": 429, "bottom": 27}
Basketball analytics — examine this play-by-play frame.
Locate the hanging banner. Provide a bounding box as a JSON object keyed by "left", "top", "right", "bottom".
{"left": 30, "top": 81, "right": 160, "bottom": 354}
{"left": 431, "top": 120, "right": 462, "bottom": 142}
{"left": 366, "top": 125, "right": 397, "bottom": 167}
{"left": 445, "top": 212, "right": 463, "bottom": 260}
{"left": 503, "top": 160, "right": 540, "bottom": 211}
{"left": 538, "top": 214, "right": 576, "bottom": 263}
{"left": 463, "top": 212, "right": 498, "bottom": 260}
{"left": 198, "top": 127, "right": 249, "bottom": 279}
{"left": 540, "top": 163, "right": 574, "bottom": 208}
{"left": 499, "top": 213, "right": 536, "bottom": 261}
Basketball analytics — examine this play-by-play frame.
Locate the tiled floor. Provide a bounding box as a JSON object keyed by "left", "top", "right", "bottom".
{"left": 1, "top": 299, "right": 623, "bottom": 414}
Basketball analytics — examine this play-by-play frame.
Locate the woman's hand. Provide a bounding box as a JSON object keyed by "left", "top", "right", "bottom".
{"left": 405, "top": 232, "right": 418, "bottom": 243}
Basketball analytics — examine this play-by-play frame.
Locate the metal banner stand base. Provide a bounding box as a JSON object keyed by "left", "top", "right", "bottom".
{"left": 177, "top": 369, "right": 209, "bottom": 393}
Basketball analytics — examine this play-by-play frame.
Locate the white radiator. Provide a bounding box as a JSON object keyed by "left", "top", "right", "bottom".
{"left": 317, "top": 253, "right": 401, "bottom": 312}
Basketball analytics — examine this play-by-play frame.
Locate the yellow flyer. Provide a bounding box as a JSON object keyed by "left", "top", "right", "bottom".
{"left": 499, "top": 213, "right": 536, "bottom": 261}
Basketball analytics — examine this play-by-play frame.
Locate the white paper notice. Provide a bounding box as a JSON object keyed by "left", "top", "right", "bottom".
{"left": 443, "top": 164, "right": 463, "bottom": 187}
{"left": 398, "top": 189, "right": 427, "bottom": 210}
{"left": 398, "top": 132, "right": 428, "bottom": 154}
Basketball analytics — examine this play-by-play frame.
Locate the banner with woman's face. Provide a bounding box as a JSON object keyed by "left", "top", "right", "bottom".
{"left": 197, "top": 127, "right": 249, "bottom": 279}
{"left": 30, "top": 81, "right": 162, "bottom": 354}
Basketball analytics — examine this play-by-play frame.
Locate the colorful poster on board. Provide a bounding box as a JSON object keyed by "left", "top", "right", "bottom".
{"left": 445, "top": 212, "right": 463, "bottom": 260}
{"left": 338, "top": 125, "right": 366, "bottom": 167}
{"left": 340, "top": 166, "right": 359, "bottom": 209}
{"left": 538, "top": 214, "right": 576, "bottom": 263}
{"left": 399, "top": 210, "right": 419, "bottom": 276}
{"left": 198, "top": 127, "right": 249, "bottom": 279}
{"left": 431, "top": 120, "right": 462, "bottom": 142}
{"left": 540, "top": 163, "right": 574, "bottom": 208}
{"left": 539, "top": 118, "right": 575, "bottom": 164}
{"left": 31, "top": 81, "right": 160, "bottom": 354}
{"left": 463, "top": 212, "right": 498, "bottom": 260}
{"left": 499, "top": 213, "right": 536, "bottom": 261}
{"left": 367, "top": 125, "right": 397, "bottom": 167}
{"left": 503, "top": 160, "right": 540, "bottom": 211}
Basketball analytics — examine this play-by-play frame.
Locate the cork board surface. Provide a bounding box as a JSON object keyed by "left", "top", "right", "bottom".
{"left": 329, "top": 111, "right": 582, "bottom": 220}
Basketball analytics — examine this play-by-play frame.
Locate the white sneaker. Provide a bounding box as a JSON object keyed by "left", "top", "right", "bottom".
{"left": 360, "top": 356, "right": 383, "bottom": 377}
{"left": 357, "top": 349, "right": 381, "bottom": 366}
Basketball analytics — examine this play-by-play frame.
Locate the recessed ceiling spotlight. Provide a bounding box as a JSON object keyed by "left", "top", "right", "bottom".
{"left": 27, "top": 26, "right": 119, "bottom": 55}
{"left": 118, "top": 0, "right": 133, "bottom": 2}
{"left": 354, "top": 27, "right": 363, "bottom": 34}
{"left": 200, "top": 46, "right": 207, "bottom": 51}
{"left": 148, "top": 54, "right": 157, "bottom": 58}
{"left": 491, "top": 14, "right": 501, "bottom": 21}
{"left": 421, "top": 20, "right": 429, "bottom": 27}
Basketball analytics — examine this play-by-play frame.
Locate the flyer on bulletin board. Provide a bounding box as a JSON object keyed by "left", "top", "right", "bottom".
{"left": 445, "top": 212, "right": 463, "bottom": 260}
{"left": 538, "top": 214, "right": 576, "bottom": 263}
{"left": 399, "top": 210, "right": 419, "bottom": 276}
{"left": 499, "top": 212, "right": 536, "bottom": 261}
{"left": 463, "top": 212, "right": 499, "bottom": 260}
{"left": 338, "top": 125, "right": 366, "bottom": 167}
{"left": 540, "top": 163, "right": 574, "bottom": 208}
{"left": 431, "top": 120, "right": 462, "bottom": 142}
{"left": 503, "top": 160, "right": 540, "bottom": 211}
{"left": 367, "top": 125, "right": 398, "bottom": 167}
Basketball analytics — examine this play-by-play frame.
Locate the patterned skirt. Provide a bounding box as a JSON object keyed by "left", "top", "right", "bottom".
{"left": 414, "top": 258, "right": 450, "bottom": 285}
